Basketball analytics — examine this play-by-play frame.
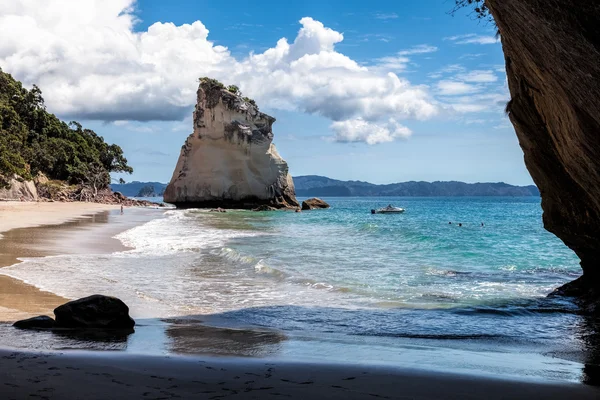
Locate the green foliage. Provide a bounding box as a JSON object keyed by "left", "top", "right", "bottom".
{"left": 450, "top": 0, "right": 493, "bottom": 23}
{"left": 199, "top": 77, "right": 225, "bottom": 90}
{"left": 0, "top": 68, "right": 132, "bottom": 190}
{"left": 242, "top": 96, "right": 258, "bottom": 109}
{"left": 227, "top": 85, "right": 240, "bottom": 94}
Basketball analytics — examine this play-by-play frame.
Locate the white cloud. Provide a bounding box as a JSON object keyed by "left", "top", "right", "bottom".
{"left": 444, "top": 34, "right": 499, "bottom": 45}
{"left": 397, "top": 45, "right": 438, "bottom": 56}
{"left": 436, "top": 80, "right": 481, "bottom": 96}
{"left": 374, "top": 13, "right": 399, "bottom": 20}
{"left": 331, "top": 118, "right": 412, "bottom": 145}
{"left": 0, "top": 1, "right": 438, "bottom": 140}
{"left": 374, "top": 45, "right": 437, "bottom": 73}
{"left": 458, "top": 70, "right": 498, "bottom": 83}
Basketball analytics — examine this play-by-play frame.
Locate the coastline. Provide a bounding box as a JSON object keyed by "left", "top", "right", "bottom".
{"left": 0, "top": 199, "right": 597, "bottom": 397}
{"left": 0, "top": 202, "right": 162, "bottom": 321}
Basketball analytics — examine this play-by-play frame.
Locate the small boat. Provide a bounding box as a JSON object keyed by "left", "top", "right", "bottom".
{"left": 371, "top": 205, "right": 405, "bottom": 214}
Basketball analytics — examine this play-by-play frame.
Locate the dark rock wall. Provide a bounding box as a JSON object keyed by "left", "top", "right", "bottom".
{"left": 487, "top": 0, "right": 600, "bottom": 282}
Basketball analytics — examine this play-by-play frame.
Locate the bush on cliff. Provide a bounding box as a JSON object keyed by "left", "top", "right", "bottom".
{"left": 451, "top": 0, "right": 492, "bottom": 22}
{"left": 0, "top": 69, "right": 132, "bottom": 188}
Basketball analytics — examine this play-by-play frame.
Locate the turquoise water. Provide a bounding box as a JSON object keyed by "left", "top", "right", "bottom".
{"left": 1, "top": 197, "right": 598, "bottom": 382}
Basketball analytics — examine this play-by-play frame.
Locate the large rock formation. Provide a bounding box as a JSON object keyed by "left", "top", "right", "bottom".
{"left": 0, "top": 175, "right": 38, "bottom": 201}
{"left": 486, "top": 1, "right": 600, "bottom": 297}
{"left": 164, "top": 80, "right": 299, "bottom": 209}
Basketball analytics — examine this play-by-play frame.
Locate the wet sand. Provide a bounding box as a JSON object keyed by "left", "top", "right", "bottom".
{"left": 0, "top": 201, "right": 119, "bottom": 237}
{"left": 0, "top": 204, "right": 598, "bottom": 398}
{"left": 0, "top": 349, "right": 598, "bottom": 399}
{"left": 0, "top": 202, "right": 162, "bottom": 321}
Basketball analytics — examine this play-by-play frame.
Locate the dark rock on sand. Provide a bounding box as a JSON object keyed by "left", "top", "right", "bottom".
{"left": 13, "top": 315, "right": 56, "bottom": 330}
{"left": 486, "top": 1, "right": 600, "bottom": 307}
{"left": 301, "top": 198, "right": 330, "bottom": 211}
{"left": 54, "top": 295, "right": 135, "bottom": 329}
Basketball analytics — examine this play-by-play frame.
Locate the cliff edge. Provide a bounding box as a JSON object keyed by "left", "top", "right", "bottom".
{"left": 164, "top": 80, "right": 299, "bottom": 209}
{"left": 487, "top": 1, "right": 600, "bottom": 303}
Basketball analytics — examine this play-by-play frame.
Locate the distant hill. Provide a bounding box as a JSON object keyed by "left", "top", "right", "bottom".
{"left": 112, "top": 177, "right": 539, "bottom": 198}
{"left": 110, "top": 181, "right": 167, "bottom": 197}
{"left": 293, "top": 176, "right": 540, "bottom": 197}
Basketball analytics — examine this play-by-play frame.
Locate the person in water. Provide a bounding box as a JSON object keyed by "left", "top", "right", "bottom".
{"left": 449, "top": 222, "right": 452, "bottom": 224}
{"left": 458, "top": 223, "right": 462, "bottom": 227}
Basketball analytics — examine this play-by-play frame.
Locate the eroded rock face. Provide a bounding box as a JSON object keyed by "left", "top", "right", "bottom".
{"left": 486, "top": 1, "right": 600, "bottom": 291}
{"left": 0, "top": 175, "right": 38, "bottom": 201}
{"left": 164, "top": 82, "right": 299, "bottom": 209}
{"left": 301, "top": 198, "right": 330, "bottom": 210}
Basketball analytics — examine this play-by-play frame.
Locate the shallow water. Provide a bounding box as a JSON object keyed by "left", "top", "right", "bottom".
{"left": 1, "top": 197, "right": 599, "bottom": 383}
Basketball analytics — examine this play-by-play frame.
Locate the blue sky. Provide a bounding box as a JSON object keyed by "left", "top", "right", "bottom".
{"left": 1, "top": 1, "right": 531, "bottom": 185}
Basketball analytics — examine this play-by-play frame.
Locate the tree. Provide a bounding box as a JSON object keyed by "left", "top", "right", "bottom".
{"left": 450, "top": 0, "right": 493, "bottom": 23}
{"left": 0, "top": 69, "right": 133, "bottom": 190}
{"left": 227, "top": 85, "right": 240, "bottom": 95}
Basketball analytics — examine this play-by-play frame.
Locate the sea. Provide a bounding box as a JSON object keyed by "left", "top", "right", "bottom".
{"left": 1, "top": 196, "right": 598, "bottom": 384}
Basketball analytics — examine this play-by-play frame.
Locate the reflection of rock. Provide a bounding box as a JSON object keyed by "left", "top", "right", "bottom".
{"left": 54, "top": 295, "right": 135, "bottom": 329}
{"left": 487, "top": 1, "right": 600, "bottom": 303}
{"left": 164, "top": 80, "right": 299, "bottom": 210}
{"left": 13, "top": 315, "right": 55, "bottom": 329}
{"left": 164, "top": 319, "right": 285, "bottom": 357}
{"left": 253, "top": 205, "right": 278, "bottom": 212}
{"left": 301, "top": 198, "right": 330, "bottom": 210}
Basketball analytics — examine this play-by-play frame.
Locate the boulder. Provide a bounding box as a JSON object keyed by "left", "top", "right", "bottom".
{"left": 0, "top": 174, "right": 38, "bottom": 201}
{"left": 163, "top": 79, "right": 299, "bottom": 210}
{"left": 34, "top": 172, "right": 49, "bottom": 186}
{"left": 486, "top": 1, "right": 600, "bottom": 298}
{"left": 13, "top": 315, "right": 56, "bottom": 330}
{"left": 113, "top": 191, "right": 126, "bottom": 201}
{"left": 301, "top": 198, "right": 330, "bottom": 211}
{"left": 54, "top": 295, "right": 135, "bottom": 329}
{"left": 253, "top": 205, "right": 278, "bottom": 212}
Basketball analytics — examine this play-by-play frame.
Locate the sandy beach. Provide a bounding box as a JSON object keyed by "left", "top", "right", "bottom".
{"left": 0, "top": 201, "right": 119, "bottom": 236}
{"left": 0, "top": 201, "right": 155, "bottom": 321}
{"left": 1, "top": 349, "right": 599, "bottom": 400}
{"left": 0, "top": 202, "right": 599, "bottom": 399}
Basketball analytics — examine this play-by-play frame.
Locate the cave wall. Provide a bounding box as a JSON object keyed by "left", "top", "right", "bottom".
{"left": 487, "top": 0, "right": 600, "bottom": 281}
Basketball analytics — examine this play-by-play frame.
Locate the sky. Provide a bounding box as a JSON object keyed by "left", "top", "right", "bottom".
{"left": 0, "top": 0, "right": 533, "bottom": 185}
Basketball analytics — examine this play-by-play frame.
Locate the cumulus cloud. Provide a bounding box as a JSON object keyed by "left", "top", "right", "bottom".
{"left": 331, "top": 118, "right": 412, "bottom": 145}
{"left": 444, "top": 34, "right": 499, "bottom": 45}
{"left": 0, "top": 1, "right": 438, "bottom": 144}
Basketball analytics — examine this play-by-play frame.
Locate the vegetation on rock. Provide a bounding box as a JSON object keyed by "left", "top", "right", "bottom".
{"left": 198, "top": 77, "right": 258, "bottom": 110}
{"left": 0, "top": 69, "right": 132, "bottom": 189}
{"left": 451, "top": 0, "right": 493, "bottom": 23}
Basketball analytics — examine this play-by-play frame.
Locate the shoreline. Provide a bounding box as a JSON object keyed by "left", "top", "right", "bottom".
{"left": 0, "top": 201, "right": 120, "bottom": 238}
{"left": 0, "top": 202, "right": 163, "bottom": 321}
{"left": 0, "top": 348, "right": 598, "bottom": 399}
{"left": 0, "top": 200, "right": 597, "bottom": 394}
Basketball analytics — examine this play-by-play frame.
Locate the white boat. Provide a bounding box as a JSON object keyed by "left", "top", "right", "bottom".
{"left": 371, "top": 205, "right": 405, "bottom": 214}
